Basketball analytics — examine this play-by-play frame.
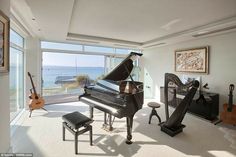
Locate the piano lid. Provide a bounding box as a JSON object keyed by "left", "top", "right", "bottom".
{"left": 103, "top": 52, "right": 143, "bottom": 81}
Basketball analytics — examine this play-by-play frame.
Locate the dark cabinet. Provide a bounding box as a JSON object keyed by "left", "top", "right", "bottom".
{"left": 160, "top": 87, "right": 219, "bottom": 121}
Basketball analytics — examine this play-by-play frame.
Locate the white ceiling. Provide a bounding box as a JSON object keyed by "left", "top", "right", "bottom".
{"left": 11, "top": 0, "right": 236, "bottom": 49}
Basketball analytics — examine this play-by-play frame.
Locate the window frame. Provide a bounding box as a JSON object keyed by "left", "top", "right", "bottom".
{"left": 9, "top": 28, "right": 25, "bottom": 122}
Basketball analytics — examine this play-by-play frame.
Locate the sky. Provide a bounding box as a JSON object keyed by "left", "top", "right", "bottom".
{"left": 43, "top": 52, "right": 105, "bottom": 67}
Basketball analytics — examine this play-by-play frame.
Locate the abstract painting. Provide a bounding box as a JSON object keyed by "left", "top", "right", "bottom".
{"left": 0, "top": 10, "right": 9, "bottom": 72}
{"left": 175, "top": 47, "right": 209, "bottom": 73}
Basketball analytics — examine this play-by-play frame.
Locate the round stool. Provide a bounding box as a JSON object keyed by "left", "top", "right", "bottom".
{"left": 147, "top": 102, "right": 162, "bottom": 124}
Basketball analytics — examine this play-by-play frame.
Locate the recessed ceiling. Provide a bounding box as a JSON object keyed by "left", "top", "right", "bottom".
{"left": 11, "top": 0, "right": 236, "bottom": 49}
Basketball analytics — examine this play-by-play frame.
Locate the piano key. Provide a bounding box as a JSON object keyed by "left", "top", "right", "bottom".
{"left": 80, "top": 97, "right": 119, "bottom": 114}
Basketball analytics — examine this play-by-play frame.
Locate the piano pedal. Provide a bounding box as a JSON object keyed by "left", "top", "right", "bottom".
{"left": 103, "top": 113, "right": 115, "bottom": 131}
{"left": 102, "top": 124, "right": 113, "bottom": 131}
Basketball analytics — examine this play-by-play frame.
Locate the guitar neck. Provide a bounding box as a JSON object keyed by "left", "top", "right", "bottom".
{"left": 28, "top": 72, "right": 38, "bottom": 98}
{"left": 228, "top": 84, "right": 234, "bottom": 107}
{"left": 227, "top": 91, "right": 234, "bottom": 112}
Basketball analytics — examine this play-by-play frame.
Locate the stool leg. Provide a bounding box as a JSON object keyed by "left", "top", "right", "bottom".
{"left": 62, "top": 123, "right": 65, "bottom": 141}
{"left": 156, "top": 114, "right": 161, "bottom": 124}
{"left": 149, "top": 108, "right": 162, "bottom": 124}
{"left": 149, "top": 108, "right": 156, "bottom": 124}
{"left": 148, "top": 111, "right": 153, "bottom": 124}
{"left": 152, "top": 109, "right": 161, "bottom": 124}
{"left": 89, "top": 126, "right": 93, "bottom": 146}
{"left": 75, "top": 132, "right": 78, "bottom": 154}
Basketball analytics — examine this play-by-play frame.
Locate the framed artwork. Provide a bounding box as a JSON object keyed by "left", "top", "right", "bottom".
{"left": 0, "top": 10, "right": 10, "bottom": 73}
{"left": 175, "top": 46, "right": 209, "bottom": 74}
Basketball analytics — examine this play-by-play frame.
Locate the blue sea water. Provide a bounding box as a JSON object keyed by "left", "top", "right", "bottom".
{"left": 42, "top": 66, "right": 105, "bottom": 88}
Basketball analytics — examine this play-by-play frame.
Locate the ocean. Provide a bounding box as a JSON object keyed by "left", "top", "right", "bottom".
{"left": 42, "top": 65, "right": 105, "bottom": 88}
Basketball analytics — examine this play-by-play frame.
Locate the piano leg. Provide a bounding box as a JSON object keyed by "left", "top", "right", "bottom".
{"left": 109, "top": 114, "right": 113, "bottom": 131}
{"left": 89, "top": 106, "right": 94, "bottom": 119}
{"left": 103, "top": 113, "right": 113, "bottom": 131}
{"left": 108, "top": 113, "right": 113, "bottom": 131}
{"left": 104, "top": 112, "right": 107, "bottom": 125}
{"left": 103, "top": 113, "right": 108, "bottom": 130}
{"left": 126, "top": 115, "right": 134, "bottom": 144}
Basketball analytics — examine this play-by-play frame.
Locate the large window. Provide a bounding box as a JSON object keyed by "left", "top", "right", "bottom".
{"left": 41, "top": 41, "right": 141, "bottom": 103}
{"left": 42, "top": 52, "right": 105, "bottom": 96}
{"left": 41, "top": 41, "right": 83, "bottom": 51}
{"left": 41, "top": 41, "right": 139, "bottom": 56}
{"left": 10, "top": 29, "right": 24, "bottom": 121}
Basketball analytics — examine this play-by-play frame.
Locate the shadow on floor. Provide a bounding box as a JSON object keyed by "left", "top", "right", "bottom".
{"left": 11, "top": 125, "right": 45, "bottom": 157}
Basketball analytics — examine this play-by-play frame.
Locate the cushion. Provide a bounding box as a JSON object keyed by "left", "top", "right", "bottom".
{"left": 62, "top": 111, "right": 92, "bottom": 129}
{"left": 147, "top": 102, "right": 161, "bottom": 108}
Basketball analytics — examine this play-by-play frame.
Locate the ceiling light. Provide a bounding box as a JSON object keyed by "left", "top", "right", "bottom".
{"left": 192, "top": 25, "right": 236, "bottom": 37}
{"left": 197, "top": 30, "right": 209, "bottom": 35}
{"left": 113, "top": 44, "right": 137, "bottom": 49}
{"left": 143, "top": 42, "right": 166, "bottom": 48}
{"left": 66, "top": 38, "right": 100, "bottom": 44}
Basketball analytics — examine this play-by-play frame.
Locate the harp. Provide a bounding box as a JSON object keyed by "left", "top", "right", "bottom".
{"left": 160, "top": 73, "right": 199, "bottom": 136}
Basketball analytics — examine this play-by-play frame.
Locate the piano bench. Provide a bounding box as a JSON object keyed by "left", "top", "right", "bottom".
{"left": 62, "top": 111, "right": 93, "bottom": 154}
{"left": 147, "top": 102, "right": 162, "bottom": 124}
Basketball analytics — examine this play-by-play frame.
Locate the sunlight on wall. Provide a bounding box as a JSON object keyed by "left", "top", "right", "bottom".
{"left": 155, "top": 84, "right": 161, "bottom": 101}
{"left": 144, "top": 68, "right": 154, "bottom": 99}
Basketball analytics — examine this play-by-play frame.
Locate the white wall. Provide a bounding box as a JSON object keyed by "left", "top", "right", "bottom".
{"left": 141, "top": 31, "right": 236, "bottom": 112}
{"left": 0, "top": 0, "right": 10, "bottom": 152}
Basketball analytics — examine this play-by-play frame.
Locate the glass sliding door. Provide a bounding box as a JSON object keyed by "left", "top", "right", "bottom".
{"left": 9, "top": 30, "right": 24, "bottom": 121}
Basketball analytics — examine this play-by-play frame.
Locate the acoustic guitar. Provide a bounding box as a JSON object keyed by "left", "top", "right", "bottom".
{"left": 28, "top": 72, "right": 46, "bottom": 117}
{"left": 220, "top": 84, "right": 236, "bottom": 125}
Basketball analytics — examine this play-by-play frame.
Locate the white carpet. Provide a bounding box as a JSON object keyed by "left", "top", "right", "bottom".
{"left": 11, "top": 100, "right": 236, "bottom": 157}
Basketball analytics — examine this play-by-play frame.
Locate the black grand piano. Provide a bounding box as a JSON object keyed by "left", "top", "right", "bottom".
{"left": 79, "top": 52, "right": 143, "bottom": 144}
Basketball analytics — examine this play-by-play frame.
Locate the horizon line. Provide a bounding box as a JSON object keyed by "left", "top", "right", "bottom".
{"left": 43, "top": 65, "right": 104, "bottom": 68}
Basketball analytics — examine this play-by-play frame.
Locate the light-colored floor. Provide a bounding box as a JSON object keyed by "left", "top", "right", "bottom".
{"left": 11, "top": 100, "right": 236, "bottom": 157}
{"left": 44, "top": 94, "right": 79, "bottom": 105}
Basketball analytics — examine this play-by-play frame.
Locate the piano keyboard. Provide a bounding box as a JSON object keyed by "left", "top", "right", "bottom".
{"left": 80, "top": 97, "right": 118, "bottom": 114}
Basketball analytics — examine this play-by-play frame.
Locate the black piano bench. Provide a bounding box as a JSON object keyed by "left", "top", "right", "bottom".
{"left": 147, "top": 102, "right": 162, "bottom": 124}
{"left": 62, "top": 111, "right": 93, "bottom": 154}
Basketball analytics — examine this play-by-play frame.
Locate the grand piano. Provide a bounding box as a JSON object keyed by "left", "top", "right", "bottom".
{"left": 79, "top": 52, "right": 143, "bottom": 144}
